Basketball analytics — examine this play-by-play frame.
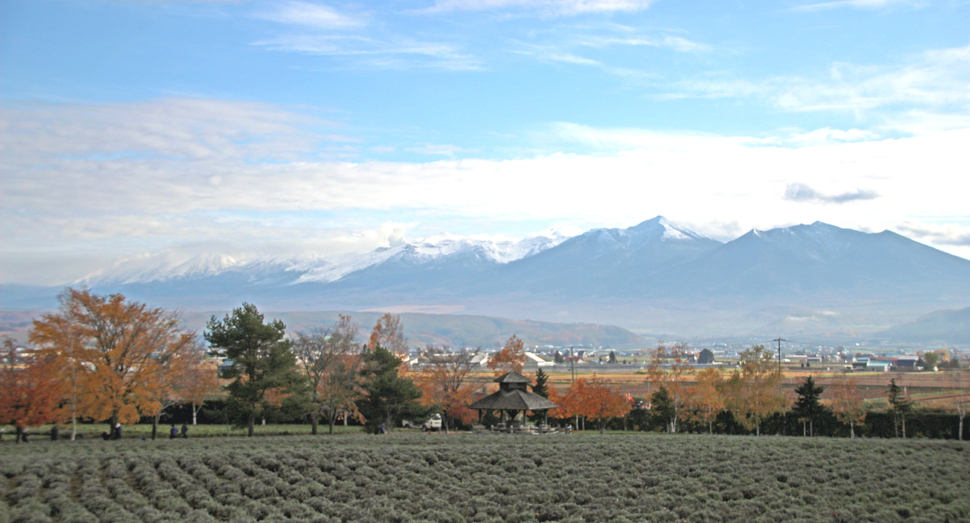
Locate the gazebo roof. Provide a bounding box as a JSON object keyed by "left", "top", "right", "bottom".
{"left": 468, "top": 389, "right": 558, "bottom": 411}
{"left": 494, "top": 371, "right": 532, "bottom": 383}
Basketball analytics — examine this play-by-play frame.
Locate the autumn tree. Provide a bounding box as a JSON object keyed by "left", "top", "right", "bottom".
{"left": 0, "top": 338, "right": 63, "bottom": 443}
{"left": 488, "top": 334, "right": 525, "bottom": 376}
{"left": 418, "top": 345, "right": 479, "bottom": 433}
{"left": 552, "top": 379, "right": 587, "bottom": 430}
{"left": 357, "top": 345, "right": 427, "bottom": 433}
{"left": 205, "top": 303, "right": 303, "bottom": 437}
{"left": 830, "top": 373, "right": 867, "bottom": 438}
{"left": 368, "top": 313, "right": 409, "bottom": 356}
{"left": 292, "top": 315, "right": 365, "bottom": 435}
{"left": 688, "top": 367, "right": 724, "bottom": 434}
{"left": 793, "top": 376, "right": 826, "bottom": 437}
{"left": 142, "top": 341, "right": 204, "bottom": 440}
{"left": 181, "top": 356, "right": 220, "bottom": 425}
{"left": 643, "top": 342, "right": 693, "bottom": 433}
{"left": 30, "top": 289, "right": 196, "bottom": 434}
{"left": 579, "top": 377, "right": 631, "bottom": 433}
{"left": 887, "top": 378, "right": 912, "bottom": 438}
{"left": 724, "top": 345, "right": 786, "bottom": 436}
{"left": 946, "top": 365, "right": 969, "bottom": 440}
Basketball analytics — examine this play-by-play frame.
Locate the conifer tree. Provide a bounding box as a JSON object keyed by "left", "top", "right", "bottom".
{"left": 205, "top": 303, "right": 303, "bottom": 437}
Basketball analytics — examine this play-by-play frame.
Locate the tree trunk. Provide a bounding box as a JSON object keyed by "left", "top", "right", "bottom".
{"left": 192, "top": 403, "right": 198, "bottom": 425}
{"left": 599, "top": 421, "right": 605, "bottom": 434}
{"left": 709, "top": 420, "right": 713, "bottom": 435}
{"left": 849, "top": 423, "right": 855, "bottom": 439}
{"left": 152, "top": 414, "right": 160, "bottom": 441}
{"left": 15, "top": 426, "right": 24, "bottom": 443}
{"left": 311, "top": 410, "right": 319, "bottom": 435}
{"left": 902, "top": 416, "right": 906, "bottom": 439}
{"left": 959, "top": 415, "right": 964, "bottom": 441}
{"left": 248, "top": 415, "right": 255, "bottom": 437}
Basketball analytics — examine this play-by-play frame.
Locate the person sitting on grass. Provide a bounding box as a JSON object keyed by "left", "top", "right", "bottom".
{"left": 170, "top": 424, "right": 178, "bottom": 439}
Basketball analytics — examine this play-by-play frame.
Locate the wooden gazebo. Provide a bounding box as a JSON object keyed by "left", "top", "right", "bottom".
{"left": 468, "top": 371, "right": 558, "bottom": 431}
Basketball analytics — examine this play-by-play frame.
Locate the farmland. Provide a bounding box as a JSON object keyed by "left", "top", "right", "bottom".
{"left": 2, "top": 434, "right": 969, "bottom": 523}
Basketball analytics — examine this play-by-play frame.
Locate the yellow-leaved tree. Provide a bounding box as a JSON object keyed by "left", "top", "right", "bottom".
{"left": 488, "top": 334, "right": 525, "bottom": 376}
{"left": 30, "top": 289, "right": 196, "bottom": 436}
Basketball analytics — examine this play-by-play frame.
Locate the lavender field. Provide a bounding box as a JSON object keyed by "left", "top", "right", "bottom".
{"left": 2, "top": 434, "right": 969, "bottom": 523}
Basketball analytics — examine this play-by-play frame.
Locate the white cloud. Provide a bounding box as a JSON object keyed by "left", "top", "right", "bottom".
{"left": 407, "top": 144, "right": 468, "bottom": 156}
{"left": 415, "top": 0, "right": 654, "bottom": 16}
{"left": 4, "top": 98, "right": 970, "bottom": 283}
{"left": 662, "top": 44, "right": 970, "bottom": 136}
{"left": 256, "top": 1, "right": 366, "bottom": 29}
{"left": 253, "top": 34, "right": 482, "bottom": 70}
{"left": 784, "top": 183, "right": 879, "bottom": 204}
{"left": 792, "top": 0, "right": 921, "bottom": 12}
{"left": 895, "top": 221, "right": 970, "bottom": 248}
{"left": 577, "top": 34, "right": 711, "bottom": 53}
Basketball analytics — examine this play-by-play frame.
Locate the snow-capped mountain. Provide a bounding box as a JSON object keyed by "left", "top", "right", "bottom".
{"left": 7, "top": 217, "right": 970, "bottom": 340}
{"left": 77, "top": 227, "right": 579, "bottom": 287}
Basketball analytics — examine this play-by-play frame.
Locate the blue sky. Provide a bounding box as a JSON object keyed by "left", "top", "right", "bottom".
{"left": 2, "top": 0, "right": 969, "bottom": 284}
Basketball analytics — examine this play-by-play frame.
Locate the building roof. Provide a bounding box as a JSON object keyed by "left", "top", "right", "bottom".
{"left": 494, "top": 371, "right": 532, "bottom": 383}
{"left": 468, "top": 389, "right": 559, "bottom": 411}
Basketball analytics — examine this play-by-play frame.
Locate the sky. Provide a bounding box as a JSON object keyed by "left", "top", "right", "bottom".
{"left": 2, "top": 0, "right": 969, "bottom": 285}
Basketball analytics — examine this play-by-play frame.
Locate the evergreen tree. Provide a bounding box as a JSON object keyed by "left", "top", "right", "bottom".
{"left": 887, "top": 378, "right": 912, "bottom": 438}
{"left": 357, "top": 345, "right": 427, "bottom": 433}
{"left": 650, "top": 386, "right": 676, "bottom": 433}
{"left": 205, "top": 303, "right": 304, "bottom": 437}
{"left": 532, "top": 368, "right": 550, "bottom": 398}
{"left": 793, "top": 375, "right": 826, "bottom": 436}
{"left": 698, "top": 349, "right": 715, "bottom": 364}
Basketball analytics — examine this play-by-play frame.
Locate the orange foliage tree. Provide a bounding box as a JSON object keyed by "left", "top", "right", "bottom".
{"left": 30, "top": 289, "right": 197, "bottom": 434}
{"left": 722, "top": 345, "right": 786, "bottom": 436}
{"left": 141, "top": 341, "right": 204, "bottom": 440}
{"left": 581, "top": 377, "right": 632, "bottom": 433}
{"left": 643, "top": 341, "right": 694, "bottom": 433}
{"left": 0, "top": 337, "right": 64, "bottom": 443}
{"left": 418, "top": 345, "right": 479, "bottom": 433}
{"left": 488, "top": 334, "right": 525, "bottom": 376}
{"left": 830, "top": 373, "right": 867, "bottom": 439}
{"left": 688, "top": 367, "right": 724, "bottom": 434}
{"left": 180, "top": 356, "right": 220, "bottom": 425}
{"left": 368, "top": 313, "right": 409, "bottom": 356}
{"left": 554, "top": 377, "right": 631, "bottom": 433}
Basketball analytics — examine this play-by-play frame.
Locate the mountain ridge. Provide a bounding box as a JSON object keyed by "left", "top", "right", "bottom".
{"left": 4, "top": 217, "right": 969, "bottom": 341}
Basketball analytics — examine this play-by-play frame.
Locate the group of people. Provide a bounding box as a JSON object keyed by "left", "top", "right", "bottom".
{"left": 101, "top": 423, "right": 123, "bottom": 440}
{"left": 170, "top": 424, "right": 189, "bottom": 439}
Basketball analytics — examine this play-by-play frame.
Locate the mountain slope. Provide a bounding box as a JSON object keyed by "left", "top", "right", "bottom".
{"left": 878, "top": 307, "right": 970, "bottom": 344}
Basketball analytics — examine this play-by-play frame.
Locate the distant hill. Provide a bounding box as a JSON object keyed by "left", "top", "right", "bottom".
{"left": 1, "top": 310, "right": 644, "bottom": 349}
{"left": 878, "top": 307, "right": 970, "bottom": 345}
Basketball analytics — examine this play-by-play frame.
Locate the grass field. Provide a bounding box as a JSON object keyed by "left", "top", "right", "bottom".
{"left": 2, "top": 432, "right": 968, "bottom": 523}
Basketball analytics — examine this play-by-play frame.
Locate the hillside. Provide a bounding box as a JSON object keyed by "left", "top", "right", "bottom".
{"left": 878, "top": 307, "right": 970, "bottom": 345}
{"left": 1, "top": 310, "right": 644, "bottom": 349}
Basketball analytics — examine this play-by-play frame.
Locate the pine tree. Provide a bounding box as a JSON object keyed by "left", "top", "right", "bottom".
{"left": 793, "top": 375, "right": 826, "bottom": 437}
{"left": 357, "top": 345, "right": 427, "bottom": 433}
{"left": 532, "top": 368, "right": 550, "bottom": 398}
{"left": 205, "top": 303, "right": 304, "bottom": 437}
{"left": 887, "top": 378, "right": 912, "bottom": 438}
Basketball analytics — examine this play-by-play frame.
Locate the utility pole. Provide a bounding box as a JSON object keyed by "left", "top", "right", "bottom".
{"left": 569, "top": 348, "right": 576, "bottom": 382}
{"left": 773, "top": 337, "right": 785, "bottom": 375}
